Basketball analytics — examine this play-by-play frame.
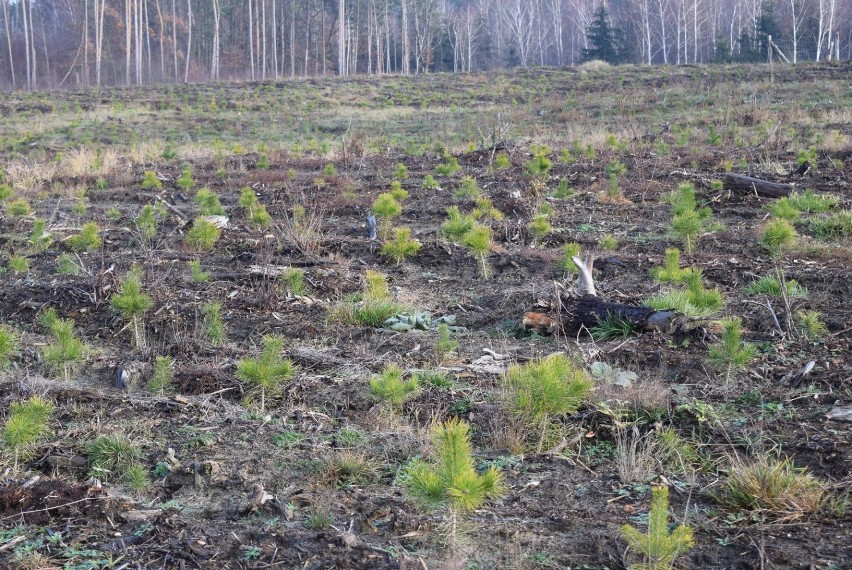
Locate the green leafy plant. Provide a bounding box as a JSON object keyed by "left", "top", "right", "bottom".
{"left": 381, "top": 227, "right": 422, "bottom": 265}
{"left": 2, "top": 396, "right": 53, "bottom": 474}
{"left": 708, "top": 317, "right": 756, "bottom": 383}
{"left": 441, "top": 206, "right": 476, "bottom": 242}
{"left": 141, "top": 170, "right": 163, "bottom": 189}
{"left": 201, "top": 301, "right": 226, "bottom": 347}
{"left": 41, "top": 309, "right": 89, "bottom": 379}
{"left": 372, "top": 192, "right": 402, "bottom": 239}
{"left": 188, "top": 259, "right": 210, "bottom": 282}
{"left": 0, "top": 325, "right": 19, "bottom": 367}
{"left": 761, "top": 218, "right": 797, "bottom": 255}
{"left": 504, "top": 354, "right": 593, "bottom": 451}
{"left": 236, "top": 335, "right": 296, "bottom": 412}
{"left": 369, "top": 364, "right": 420, "bottom": 410}
{"left": 149, "top": 355, "right": 175, "bottom": 395}
{"left": 462, "top": 224, "right": 492, "bottom": 279}
{"left": 68, "top": 222, "right": 102, "bottom": 252}
{"left": 186, "top": 217, "right": 221, "bottom": 252}
{"left": 29, "top": 218, "right": 52, "bottom": 252}
{"left": 795, "top": 310, "right": 827, "bottom": 340}
{"left": 110, "top": 266, "right": 153, "bottom": 349}
{"left": 405, "top": 417, "right": 504, "bottom": 513}
{"left": 620, "top": 485, "right": 694, "bottom": 570}
{"left": 195, "top": 188, "right": 224, "bottom": 215}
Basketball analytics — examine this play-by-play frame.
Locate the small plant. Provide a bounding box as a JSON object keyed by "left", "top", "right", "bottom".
{"left": 651, "top": 248, "right": 689, "bottom": 283}
{"left": 528, "top": 215, "right": 551, "bottom": 246}
{"left": 712, "top": 456, "right": 824, "bottom": 521}
{"left": 0, "top": 183, "right": 11, "bottom": 201}
{"left": 708, "top": 317, "right": 756, "bottom": 382}
{"left": 435, "top": 156, "right": 461, "bottom": 176}
{"left": 328, "top": 271, "right": 405, "bottom": 327}
{"left": 124, "top": 463, "right": 150, "bottom": 491}
{"left": 504, "top": 354, "right": 593, "bottom": 451}
{"left": 135, "top": 204, "right": 159, "bottom": 241}
{"left": 141, "top": 170, "right": 163, "bottom": 190}
{"left": 525, "top": 145, "right": 552, "bottom": 177}
{"left": 305, "top": 508, "right": 332, "bottom": 529}
{"left": 591, "top": 313, "right": 638, "bottom": 341}
{"left": 807, "top": 211, "right": 852, "bottom": 241}
{"left": 29, "top": 218, "right": 52, "bottom": 252}
{"left": 2, "top": 396, "right": 53, "bottom": 474}
{"left": 55, "top": 253, "right": 79, "bottom": 275}
{"left": 606, "top": 160, "right": 627, "bottom": 198}
{"left": 369, "top": 364, "right": 420, "bottom": 410}
{"left": 682, "top": 270, "right": 724, "bottom": 312}
{"left": 598, "top": 234, "right": 618, "bottom": 251}
{"left": 0, "top": 325, "right": 19, "bottom": 367}
{"left": 422, "top": 174, "right": 440, "bottom": 190}
{"left": 239, "top": 186, "right": 258, "bottom": 211}
{"left": 462, "top": 224, "right": 492, "bottom": 279}
{"left": 553, "top": 179, "right": 574, "bottom": 199}
{"left": 41, "top": 309, "right": 88, "bottom": 379}
{"left": 761, "top": 218, "right": 797, "bottom": 255}
{"left": 620, "top": 485, "right": 694, "bottom": 570}
{"left": 455, "top": 176, "right": 480, "bottom": 199}
{"left": 392, "top": 163, "right": 409, "bottom": 180}
{"left": 110, "top": 266, "right": 153, "bottom": 349}
{"left": 435, "top": 322, "right": 458, "bottom": 361}
{"left": 236, "top": 335, "right": 296, "bottom": 411}
{"left": 415, "top": 368, "right": 453, "bottom": 388}
{"left": 372, "top": 192, "right": 402, "bottom": 239}
{"left": 472, "top": 196, "right": 503, "bottom": 222}
{"left": 494, "top": 152, "right": 511, "bottom": 169}
{"left": 67, "top": 222, "right": 102, "bottom": 252}
{"left": 87, "top": 434, "right": 142, "bottom": 483}
{"left": 786, "top": 189, "right": 837, "bottom": 213}
{"left": 188, "top": 259, "right": 210, "bottom": 282}
{"left": 283, "top": 267, "right": 306, "bottom": 296}
{"left": 256, "top": 153, "right": 270, "bottom": 169}
{"left": 176, "top": 165, "right": 194, "bottom": 191}
{"left": 669, "top": 183, "right": 712, "bottom": 253}
{"left": 558, "top": 243, "right": 582, "bottom": 275}
{"left": 201, "top": 301, "right": 226, "bottom": 347}
{"left": 7, "top": 198, "right": 32, "bottom": 217}
{"left": 186, "top": 217, "right": 221, "bottom": 252}
{"left": 745, "top": 275, "right": 806, "bottom": 297}
{"left": 149, "top": 355, "right": 175, "bottom": 394}
{"left": 389, "top": 180, "right": 409, "bottom": 201}
{"left": 6, "top": 254, "right": 28, "bottom": 274}
{"left": 381, "top": 227, "right": 422, "bottom": 265}
{"left": 795, "top": 310, "right": 827, "bottom": 339}
{"left": 161, "top": 144, "right": 177, "bottom": 159}
{"left": 767, "top": 198, "right": 800, "bottom": 221}
{"left": 441, "top": 206, "right": 475, "bottom": 242}
{"left": 195, "top": 188, "right": 224, "bottom": 215}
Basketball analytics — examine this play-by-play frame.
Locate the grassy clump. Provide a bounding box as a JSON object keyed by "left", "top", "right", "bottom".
{"left": 87, "top": 434, "right": 144, "bottom": 485}
{"left": 712, "top": 456, "right": 825, "bottom": 522}
{"left": 186, "top": 217, "right": 221, "bottom": 252}
{"left": 745, "top": 275, "right": 806, "bottom": 297}
{"left": 369, "top": 364, "right": 420, "bottom": 410}
{"left": 786, "top": 189, "right": 838, "bottom": 213}
{"left": 149, "top": 355, "right": 175, "bottom": 395}
{"left": 591, "top": 313, "right": 639, "bottom": 341}
{"left": 760, "top": 218, "right": 797, "bottom": 255}
{"left": 405, "top": 418, "right": 504, "bottom": 513}
{"left": 766, "top": 198, "right": 801, "bottom": 221}
{"left": 806, "top": 211, "right": 852, "bottom": 241}
{"left": 504, "top": 354, "right": 593, "bottom": 452}
{"left": 110, "top": 266, "right": 153, "bottom": 349}
{"left": 68, "top": 222, "right": 102, "bottom": 252}
{"left": 381, "top": 227, "right": 422, "bottom": 265}
{"left": 414, "top": 369, "right": 453, "bottom": 389}
{"left": 327, "top": 270, "right": 405, "bottom": 327}
{"left": 0, "top": 324, "right": 20, "bottom": 367}
{"left": 620, "top": 485, "right": 694, "bottom": 570}
{"left": 708, "top": 317, "right": 756, "bottom": 382}
{"left": 236, "top": 335, "right": 296, "bottom": 412}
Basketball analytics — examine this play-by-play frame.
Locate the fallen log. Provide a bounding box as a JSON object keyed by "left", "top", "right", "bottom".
{"left": 723, "top": 173, "right": 793, "bottom": 198}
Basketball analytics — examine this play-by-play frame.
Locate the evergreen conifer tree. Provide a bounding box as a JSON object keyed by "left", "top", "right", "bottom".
{"left": 582, "top": 5, "right": 622, "bottom": 64}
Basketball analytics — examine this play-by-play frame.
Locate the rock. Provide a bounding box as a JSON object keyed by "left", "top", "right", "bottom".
{"left": 826, "top": 406, "right": 852, "bottom": 422}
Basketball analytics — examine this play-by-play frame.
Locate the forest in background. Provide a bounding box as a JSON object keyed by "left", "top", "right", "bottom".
{"left": 0, "top": 0, "right": 850, "bottom": 91}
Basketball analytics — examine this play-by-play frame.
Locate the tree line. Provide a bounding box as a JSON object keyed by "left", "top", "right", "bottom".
{"left": 1, "top": 0, "right": 849, "bottom": 90}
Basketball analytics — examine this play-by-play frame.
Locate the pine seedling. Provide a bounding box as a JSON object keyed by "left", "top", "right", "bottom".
{"left": 472, "top": 196, "right": 503, "bottom": 222}
{"left": 6, "top": 255, "right": 28, "bottom": 274}
{"left": 795, "top": 310, "right": 827, "bottom": 340}
{"left": 651, "top": 248, "right": 688, "bottom": 283}
{"left": 525, "top": 145, "right": 552, "bottom": 177}
{"left": 406, "top": 417, "right": 503, "bottom": 515}
{"left": 201, "top": 301, "right": 226, "bottom": 347}
{"left": 236, "top": 335, "right": 296, "bottom": 412}
{"left": 141, "top": 170, "right": 163, "bottom": 189}
{"left": 435, "top": 156, "right": 461, "bottom": 176}
{"left": 56, "top": 253, "right": 80, "bottom": 275}
{"left": 188, "top": 259, "right": 210, "bottom": 282}
{"left": 599, "top": 234, "right": 618, "bottom": 251}
{"left": 392, "top": 163, "right": 409, "bottom": 180}
{"left": 250, "top": 204, "right": 271, "bottom": 229}
{"left": 441, "top": 206, "right": 475, "bottom": 242}
{"left": 761, "top": 218, "right": 796, "bottom": 256}
{"left": 6, "top": 198, "right": 32, "bottom": 217}
{"left": 683, "top": 269, "right": 724, "bottom": 312}
{"left": 29, "top": 218, "right": 52, "bottom": 252}
{"left": 0, "top": 183, "right": 11, "bottom": 201}
{"left": 41, "top": 311, "right": 88, "bottom": 379}
{"left": 708, "top": 317, "right": 756, "bottom": 383}
{"left": 68, "top": 222, "right": 102, "bottom": 252}
{"left": 381, "top": 227, "right": 422, "bottom": 265}
{"left": 372, "top": 192, "right": 402, "bottom": 239}
{"left": 239, "top": 186, "right": 258, "bottom": 213}
{"left": 176, "top": 165, "right": 194, "bottom": 191}
{"left": 422, "top": 174, "right": 439, "bottom": 190}
{"left": 149, "top": 355, "right": 175, "bottom": 395}
{"left": 389, "top": 180, "right": 409, "bottom": 201}
{"left": 455, "top": 176, "right": 481, "bottom": 200}
{"left": 283, "top": 267, "right": 306, "bottom": 296}
{"left": 620, "top": 485, "right": 694, "bottom": 570}
{"left": 369, "top": 364, "right": 420, "bottom": 410}
{"left": 186, "top": 217, "right": 221, "bottom": 251}
{"left": 3, "top": 396, "right": 54, "bottom": 474}
{"left": 462, "top": 224, "right": 492, "bottom": 279}
{"left": 435, "top": 322, "right": 459, "bottom": 362}
{"left": 767, "top": 198, "right": 800, "bottom": 221}
{"left": 558, "top": 243, "right": 582, "bottom": 275}
{"left": 110, "top": 266, "right": 153, "bottom": 349}
{"left": 135, "top": 204, "right": 159, "bottom": 241}
{"left": 0, "top": 325, "right": 20, "bottom": 367}
{"left": 195, "top": 188, "right": 224, "bottom": 215}
{"left": 528, "top": 215, "right": 552, "bottom": 246}
{"left": 504, "top": 354, "right": 593, "bottom": 452}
